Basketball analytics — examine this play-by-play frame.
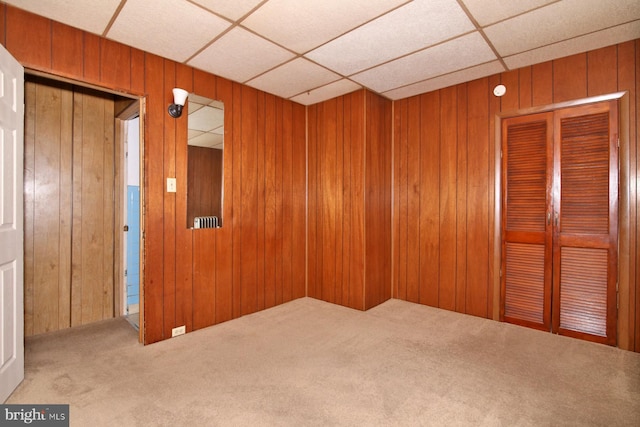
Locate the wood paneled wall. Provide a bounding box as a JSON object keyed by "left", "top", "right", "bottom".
{"left": 308, "top": 90, "right": 392, "bottom": 310}
{"left": 392, "top": 42, "right": 639, "bottom": 351}
{"left": 24, "top": 79, "right": 117, "bottom": 336}
{"left": 2, "top": 4, "right": 306, "bottom": 344}
{"left": 3, "top": 4, "right": 639, "bottom": 352}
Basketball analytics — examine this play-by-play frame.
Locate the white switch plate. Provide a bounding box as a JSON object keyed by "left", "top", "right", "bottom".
{"left": 167, "top": 177, "right": 176, "bottom": 193}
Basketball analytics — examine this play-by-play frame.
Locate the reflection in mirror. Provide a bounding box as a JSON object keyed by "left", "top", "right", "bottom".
{"left": 187, "top": 94, "right": 224, "bottom": 229}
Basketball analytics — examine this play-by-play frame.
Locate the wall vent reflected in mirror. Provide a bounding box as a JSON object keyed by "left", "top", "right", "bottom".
{"left": 187, "top": 94, "right": 224, "bottom": 229}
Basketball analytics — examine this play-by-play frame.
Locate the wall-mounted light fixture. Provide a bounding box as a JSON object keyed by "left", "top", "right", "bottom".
{"left": 168, "top": 88, "right": 189, "bottom": 118}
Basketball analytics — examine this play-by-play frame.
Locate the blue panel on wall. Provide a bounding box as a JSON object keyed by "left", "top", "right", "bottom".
{"left": 126, "top": 186, "right": 140, "bottom": 308}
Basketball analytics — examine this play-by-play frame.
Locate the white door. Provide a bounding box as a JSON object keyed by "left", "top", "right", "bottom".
{"left": 0, "top": 44, "right": 24, "bottom": 403}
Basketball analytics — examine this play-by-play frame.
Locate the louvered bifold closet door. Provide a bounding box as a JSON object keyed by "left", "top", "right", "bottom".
{"left": 501, "top": 113, "right": 554, "bottom": 331}
{"left": 552, "top": 101, "right": 618, "bottom": 345}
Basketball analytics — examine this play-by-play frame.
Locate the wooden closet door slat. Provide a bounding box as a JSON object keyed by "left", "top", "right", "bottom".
{"left": 553, "top": 101, "right": 618, "bottom": 345}
{"left": 501, "top": 112, "right": 553, "bottom": 331}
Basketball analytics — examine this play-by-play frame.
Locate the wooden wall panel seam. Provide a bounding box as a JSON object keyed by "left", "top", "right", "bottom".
{"left": 6, "top": 4, "right": 639, "bottom": 350}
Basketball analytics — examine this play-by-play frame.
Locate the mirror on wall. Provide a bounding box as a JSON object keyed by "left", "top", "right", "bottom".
{"left": 187, "top": 94, "right": 224, "bottom": 229}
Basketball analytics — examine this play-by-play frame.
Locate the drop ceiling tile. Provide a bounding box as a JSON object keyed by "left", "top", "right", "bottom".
{"left": 485, "top": 0, "right": 640, "bottom": 57}
{"left": 188, "top": 28, "right": 295, "bottom": 84}
{"left": 290, "top": 79, "right": 362, "bottom": 105}
{"left": 383, "top": 61, "right": 505, "bottom": 100}
{"left": 3, "top": 0, "right": 121, "bottom": 34}
{"left": 241, "top": 0, "right": 408, "bottom": 54}
{"left": 189, "top": 132, "right": 224, "bottom": 149}
{"left": 189, "top": 95, "right": 224, "bottom": 111}
{"left": 189, "top": 105, "right": 224, "bottom": 132}
{"left": 246, "top": 58, "right": 342, "bottom": 99}
{"left": 504, "top": 21, "right": 640, "bottom": 70}
{"left": 352, "top": 32, "right": 496, "bottom": 93}
{"left": 190, "top": 0, "right": 263, "bottom": 21}
{"left": 459, "top": 0, "right": 556, "bottom": 27}
{"left": 307, "top": 0, "right": 474, "bottom": 76}
{"left": 107, "top": 0, "right": 231, "bottom": 63}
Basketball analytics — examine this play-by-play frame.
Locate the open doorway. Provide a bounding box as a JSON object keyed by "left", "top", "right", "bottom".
{"left": 121, "top": 115, "right": 141, "bottom": 331}
{"left": 23, "top": 72, "right": 144, "bottom": 341}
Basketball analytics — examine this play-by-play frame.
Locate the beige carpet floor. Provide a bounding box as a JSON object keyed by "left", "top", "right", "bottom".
{"left": 6, "top": 297, "right": 640, "bottom": 426}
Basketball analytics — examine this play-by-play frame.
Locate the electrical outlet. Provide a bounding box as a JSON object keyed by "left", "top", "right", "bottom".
{"left": 171, "top": 325, "right": 186, "bottom": 337}
{"left": 167, "top": 177, "right": 177, "bottom": 193}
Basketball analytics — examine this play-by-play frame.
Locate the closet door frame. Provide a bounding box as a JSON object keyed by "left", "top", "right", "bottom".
{"left": 493, "top": 91, "right": 632, "bottom": 349}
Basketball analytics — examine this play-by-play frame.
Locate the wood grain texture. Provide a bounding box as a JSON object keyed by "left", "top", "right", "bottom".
{"left": 395, "top": 98, "right": 408, "bottom": 302}
{"left": 214, "top": 77, "right": 234, "bottom": 325}
{"left": 187, "top": 146, "right": 222, "bottom": 226}
{"left": 587, "top": 45, "right": 618, "bottom": 97}
{"left": 51, "top": 22, "right": 84, "bottom": 79}
{"left": 519, "top": 67, "right": 533, "bottom": 109}
{"left": 456, "top": 85, "right": 468, "bottom": 313}
{"left": 406, "top": 96, "right": 421, "bottom": 303}
{"left": 5, "top": 7, "right": 50, "bottom": 70}
{"left": 532, "top": 62, "right": 553, "bottom": 107}
{"left": 307, "top": 90, "right": 389, "bottom": 311}
{"left": 625, "top": 40, "right": 639, "bottom": 352}
{"left": 24, "top": 80, "right": 117, "bottom": 335}
{"left": 30, "top": 82, "right": 65, "bottom": 334}
{"left": 240, "top": 85, "right": 258, "bottom": 315}
{"left": 500, "top": 70, "right": 520, "bottom": 112}
{"left": 553, "top": 53, "right": 587, "bottom": 103}
{"left": 364, "top": 91, "right": 392, "bottom": 309}
{"left": 349, "top": 91, "right": 365, "bottom": 309}
{"left": 143, "top": 53, "right": 165, "bottom": 343}
{"left": 487, "top": 75, "right": 500, "bottom": 320}
{"left": 23, "top": 82, "right": 35, "bottom": 336}
{"left": 439, "top": 86, "right": 457, "bottom": 311}
{"left": 615, "top": 41, "right": 635, "bottom": 352}
{"left": 4, "top": 5, "right": 639, "bottom": 351}
{"left": 162, "top": 60, "right": 177, "bottom": 338}
{"left": 419, "top": 92, "right": 440, "bottom": 307}
{"left": 0, "top": 4, "right": 5, "bottom": 46}
{"left": 392, "top": 44, "right": 638, "bottom": 349}
{"left": 175, "top": 63, "right": 193, "bottom": 332}
{"left": 465, "top": 79, "right": 493, "bottom": 317}
{"left": 100, "top": 38, "right": 131, "bottom": 92}
{"left": 292, "top": 102, "right": 307, "bottom": 300}
{"left": 82, "top": 33, "right": 101, "bottom": 85}
{"left": 265, "top": 93, "right": 279, "bottom": 308}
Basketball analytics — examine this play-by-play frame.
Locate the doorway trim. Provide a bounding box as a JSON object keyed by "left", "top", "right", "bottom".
{"left": 492, "top": 91, "right": 631, "bottom": 349}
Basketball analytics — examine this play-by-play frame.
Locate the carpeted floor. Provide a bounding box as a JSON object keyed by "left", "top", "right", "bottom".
{"left": 6, "top": 297, "right": 640, "bottom": 426}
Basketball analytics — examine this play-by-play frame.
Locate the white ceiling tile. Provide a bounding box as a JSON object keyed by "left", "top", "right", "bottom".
{"left": 460, "top": 0, "right": 556, "bottom": 26}
{"left": 290, "top": 79, "right": 362, "bottom": 105}
{"left": 3, "top": 0, "right": 121, "bottom": 34}
{"left": 189, "top": 131, "right": 224, "bottom": 149}
{"left": 190, "top": 0, "right": 263, "bottom": 21}
{"left": 10, "top": 0, "right": 640, "bottom": 103}
{"left": 242, "top": 0, "right": 408, "bottom": 53}
{"left": 485, "top": 0, "right": 640, "bottom": 57}
{"left": 352, "top": 32, "right": 496, "bottom": 93}
{"left": 188, "top": 104, "right": 224, "bottom": 132}
{"left": 307, "top": 0, "right": 474, "bottom": 76}
{"left": 246, "top": 58, "right": 342, "bottom": 99}
{"left": 188, "top": 28, "right": 295, "bottom": 84}
{"left": 504, "top": 21, "right": 640, "bottom": 70}
{"left": 189, "top": 96, "right": 225, "bottom": 112}
{"left": 383, "top": 61, "right": 505, "bottom": 100}
{"left": 107, "top": 0, "right": 231, "bottom": 63}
